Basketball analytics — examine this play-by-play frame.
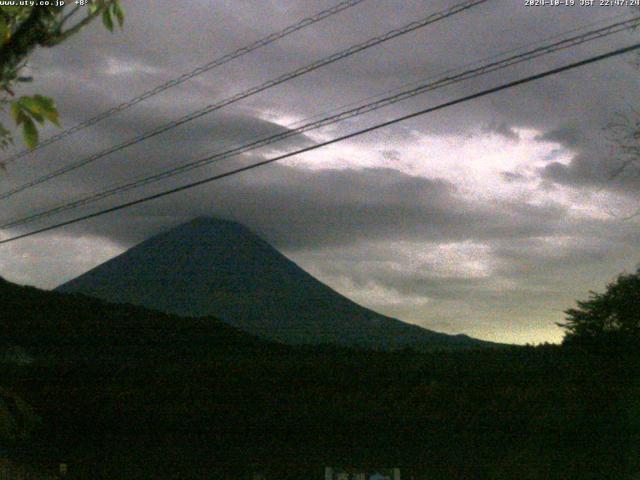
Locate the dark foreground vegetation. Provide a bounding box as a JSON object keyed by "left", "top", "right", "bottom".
{"left": 1, "top": 276, "right": 638, "bottom": 479}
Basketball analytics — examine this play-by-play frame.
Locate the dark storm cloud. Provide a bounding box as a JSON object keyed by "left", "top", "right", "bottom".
{"left": 501, "top": 171, "right": 527, "bottom": 182}
{"left": 26, "top": 0, "right": 640, "bottom": 143}
{"left": 0, "top": 111, "right": 313, "bottom": 220}
{"left": 14, "top": 0, "right": 640, "bottom": 199}
{"left": 19, "top": 163, "right": 575, "bottom": 253}
{"left": 533, "top": 120, "right": 640, "bottom": 195}
{"left": 534, "top": 125, "right": 584, "bottom": 148}
{"left": 483, "top": 121, "right": 520, "bottom": 141}
{"left": 540, "top": 150, "right": 640, "bottom": 195}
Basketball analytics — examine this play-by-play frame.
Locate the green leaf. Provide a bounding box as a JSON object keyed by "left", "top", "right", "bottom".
{"left": 18, "top": 96, "right": 42, "bottom": 114}
{"left": 44, "top": 110, "right": 59, "bottom": 126}
{"left": 88, "top": 1, "right": 101, "bottom": 15}
{"left": 30, "top": 111, "right": 44, "bottom": 125}
{"left": 102, "top": 8, "right": 114, "bottom": 32}
{"left": 33, "top": 95, "right": 55, "bottom": 113}
{"left": 10, "top": 102, "right": 22, "bottom": 123}
{"left": 0, "top": 16, "right": 7, "bottom": 45}
{"left": 0, "top": 6, "right": 23, "bottom": 14}
{"left": 22, "top": 117, "right": 38, "bottom": 149}
{"left": 113, "top": 1, "right": 125, "bottom": 27}
{"left": 0, "top": 122, "right": 10, "bottom": 139}
{"left": 16, "top": 97, "right": 44, "bottom": 124}
{"left": 10, "top": 102, "right": 31, "bottom": 126}
{"left": 37, "top": 98, "right": 60, "bottom": 126}
{"left": 17, "top": 95, "right": 60, "bottom": 126}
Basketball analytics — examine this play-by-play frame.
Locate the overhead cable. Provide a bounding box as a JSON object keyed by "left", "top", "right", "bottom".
{"left": 0, "top": 0, "right": 370, "bottom": 166}
{"left": 2, "top": 41, "right": 638, "bottom": 245}
{"left": 3, "top": 15, "right": 638, "bottom": 230}
{"left": 0, "top": 0, "right": 489, "bottom": 200}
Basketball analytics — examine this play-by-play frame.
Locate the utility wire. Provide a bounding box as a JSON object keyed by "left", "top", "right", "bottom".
{"left": 0, "top": 0, "right": 489, "bottom": 201}
{"left": 3, "top": 15, "right": 638, "bottom": 230}
{"left": 0, "top": 0, "right": 369, "bottom": 166}
{"left": 1, "top": 41, "right": 638, "bottom": 246}
{"left": 279, "top": 10, "right": 635, "bottom": 133}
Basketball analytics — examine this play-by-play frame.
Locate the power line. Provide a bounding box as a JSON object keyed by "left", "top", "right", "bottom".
{"left": 0, "top": 0, "right": 489, "bottom": 201}
{"left": 2, "top": 41, "right": 638, "bottom": 246}
{"left": 279, "top": 10, "right": 635, "bottom": 133}
{"left": 3, "top": 15, "right": 638, "bottom": 230}
{"left": 3, "top": 15, "right": 637, "bottom": 228}
{"left": 0, "top": 0, "right": 369, "bottom": 166}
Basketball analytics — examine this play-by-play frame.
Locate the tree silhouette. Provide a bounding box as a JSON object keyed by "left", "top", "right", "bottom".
{"left": 558, "top": 268, "right": 640, "bottom": 347}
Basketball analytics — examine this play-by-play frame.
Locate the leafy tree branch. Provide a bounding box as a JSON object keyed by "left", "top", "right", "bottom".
{"left": 0, "top": 1, "right": 124, "bottom": 152}
{"left": 558, "top": 268, "right": 640, "bottom": 348}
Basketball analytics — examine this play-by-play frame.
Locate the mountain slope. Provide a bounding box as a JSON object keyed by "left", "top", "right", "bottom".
{"left": 1, "top": 275, "right": 260, "bottom": 359}
{"left": 57, "top": 217, "right": 488, "bottom": 349}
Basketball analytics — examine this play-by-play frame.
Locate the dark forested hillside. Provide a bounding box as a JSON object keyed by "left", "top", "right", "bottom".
{"left": 0, "top": 275, "right": 263, "bottom": 370}
{"left": 1, "top": 277, "right": 638, "bottom": 479}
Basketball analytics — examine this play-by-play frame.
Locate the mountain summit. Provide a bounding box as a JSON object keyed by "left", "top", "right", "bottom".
{"left": 57, "top": 217, "right": 487, "bottom": 349}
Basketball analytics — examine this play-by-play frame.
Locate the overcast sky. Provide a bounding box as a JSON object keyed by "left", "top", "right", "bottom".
{"left": 1, "top": 0, "right": 640, "bottom": 344}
